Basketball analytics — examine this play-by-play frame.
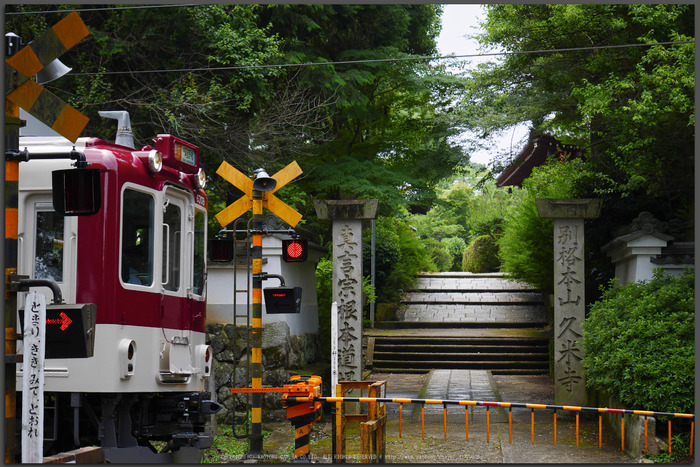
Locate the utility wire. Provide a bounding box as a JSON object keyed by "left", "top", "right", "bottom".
{"left": 5, "top": 5, "right": 692, "bottom": 76}
{"left": 4, "top": 4, "right": 200, "bottom": 15}
{"left": 65, "top": 40, "right": 693, "bottom": 77}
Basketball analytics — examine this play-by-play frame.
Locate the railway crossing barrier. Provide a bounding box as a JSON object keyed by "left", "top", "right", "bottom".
{"left": 332, "top": 380, "right": 387, "bottom": 463}
{"left": 231, "top": 375, "right": 323, "bottom": 462}
{"left": 311, "top": 396, "right": 695, "bottom": 460}
{"left": 234, "top": 376, "right": 694, "bottom": 462}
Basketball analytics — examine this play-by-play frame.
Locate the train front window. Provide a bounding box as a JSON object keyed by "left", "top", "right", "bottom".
{"left": 162, "top": 201, "right": 181, "bottom": 292}
{"left": 121, "top": 189, "right": 155, "bottom": 286}
{"left": 34, "top": 206, "right": 64, "bottom": 282}
{"left": 193, "top": 209, "right": 206, "bottom": 296}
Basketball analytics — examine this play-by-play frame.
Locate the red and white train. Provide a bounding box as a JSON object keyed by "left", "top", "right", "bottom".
{"left": 14, "top": 111, "right": 220, "bottom": 462}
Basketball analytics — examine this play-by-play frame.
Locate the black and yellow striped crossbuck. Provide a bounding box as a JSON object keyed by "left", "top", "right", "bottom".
{"left": 5, "top": 11, "right": 90, "bottom": 142}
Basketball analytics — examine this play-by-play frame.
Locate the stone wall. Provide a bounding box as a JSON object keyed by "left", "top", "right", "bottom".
{"left": 206, "top": 321, "right": 320, "bottom": 423}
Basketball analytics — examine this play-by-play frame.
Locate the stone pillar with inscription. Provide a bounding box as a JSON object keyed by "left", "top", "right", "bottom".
{"left": 315, "top": 200, "right": 378, "bottom": 382}
{"left": 536, "top": 198, "right": 601, "bottom": 406}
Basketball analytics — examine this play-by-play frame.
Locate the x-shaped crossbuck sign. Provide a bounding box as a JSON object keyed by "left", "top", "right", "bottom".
{"left": 5, "top": 11, "right": 90, "bottom": 143}
{"left": 215, "top": 161, "right": 303, "bottom": 228}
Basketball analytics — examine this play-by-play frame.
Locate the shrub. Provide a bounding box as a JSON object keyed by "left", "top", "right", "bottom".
{"left": 423, "top": 237, "right": 452, "bottom": 271}
{"left": 581, "top": 269, "right": 695, "bottom": 414}
{"left": 363, "top": 216, "right": 435, "bottom": 303}
{"left": 316, "top": 254, "right": 376, "bottom": 360}
{"left": 497, "top": 157, "right": 596, "bottom": 291}
{"left": 315, "top": 256, "right": 333, "bottom": 360}
{"left": 462, "top": 235, "right": 499, "bottom": 273}
{"left": 443, "top": 236, "right": 467, "bottom": 271}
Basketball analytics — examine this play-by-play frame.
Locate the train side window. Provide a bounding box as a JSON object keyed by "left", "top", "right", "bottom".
{"left": 192, "top": 208, "right": 206, "bottom": 296}
{"left": 121, "top": 189, "right": 155, "bottom": 286}
{"left": 162, "top": 201, "right": 181, "bottom": 292}
{"left": 34, "top": 206, "right": 64, "bottom": 282}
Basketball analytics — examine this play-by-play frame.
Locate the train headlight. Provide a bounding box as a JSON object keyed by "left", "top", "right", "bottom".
{"left": 195, "top": 168, "right": 206, "bottom": 189}
{"left": 118, "top": 339, "right": 137, "bottom": 379}
{"left": 148, "top": 149, "right": 163, "bottom": 173}
{"left": 195, "top": 344, "right": 213, "bottom": 377}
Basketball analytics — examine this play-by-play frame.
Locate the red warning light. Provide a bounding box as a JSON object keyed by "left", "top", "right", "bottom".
{"left": 282, "top": 238, "right": 308, "bottom": 262}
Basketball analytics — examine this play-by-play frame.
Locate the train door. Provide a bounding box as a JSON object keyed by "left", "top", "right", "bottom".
{"left": 161, "top": 187, "right": 187, "bottom": 330}
{"left": 158, "top": 187, "right": 194, "bottom": 379}
{"left": 190, "top": 204, "right": 207, "bottom": 302}
{"left": 160, "top": 186, "right": 206, "bottom": 326}
{"left": 18, "top": 194, "right": 77, "bottom": 305}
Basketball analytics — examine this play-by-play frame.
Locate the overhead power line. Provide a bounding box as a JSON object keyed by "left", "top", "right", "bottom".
{"left": 4, "top": 4, "right": 200, "bottom": 15}
{"left": 64, "top": 40, "right": 693, "bottom": 77}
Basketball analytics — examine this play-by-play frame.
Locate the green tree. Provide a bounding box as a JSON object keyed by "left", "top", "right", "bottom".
{"left": 7, "top": 5, "right": 467, "bottom": 234}
{"left": 497, "top": 157, "right": 598, "bottom": 291}
{"left": 260, "top": 5, "right": 468, "bottom": 217}
{"left": 442, "top": 237, "right": 467, "bottom": 271}
{"left": 6, "top": 5, "right": 287, "bottom": 164}
{"left": 362, "top": 216, "right": 435, "bottom": 304}
{"left": 410, "top": 167, "right": 520, "bottom": 271}
{"left": 462, "top": 4, "right": 694, "bottom": 230}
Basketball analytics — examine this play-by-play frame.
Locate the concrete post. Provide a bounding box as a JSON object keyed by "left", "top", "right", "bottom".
{"left": 315, "top": 200, "right": 378, "bottom": 382}
{"left": 536, "top": 198, "right": 601, "bottom": 406}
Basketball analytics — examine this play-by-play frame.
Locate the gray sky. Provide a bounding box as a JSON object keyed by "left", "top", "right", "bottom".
{"left": 436, "top": 4, "right": 486, "bottom": 57}
{"left": 437, "top": 4, "right": 529, "bottom": 166}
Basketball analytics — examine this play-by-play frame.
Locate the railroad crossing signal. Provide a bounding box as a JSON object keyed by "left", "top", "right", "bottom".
{"left": 282, "top": 238, "right": 308, "bottom": 262}
{"left": 215, "top": 161, "right": 303, "bottom": 227}
{"left": 5, "top": 11, "right": 90, "bottom": 142}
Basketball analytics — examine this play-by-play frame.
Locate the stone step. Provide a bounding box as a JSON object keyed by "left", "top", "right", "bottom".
{"left": 398, "top": 304, "right": 547, "bottom": 324}
{"left": 372, "top": 359, "right": 550, "bottom": 372}
{"left": 370, "top": 335, "right": 550, "bottom": 375}
{"left": 375, "top": 272, "right": 550, "bottom": 375}
{"left": 374, "top": 336, "right": 547, "bottom": 345}
{"left": 372, "top": 367, "right": 549, "bottom": 376}
{"left": 375, "top": 321, "right": 545, "bottom": 329}
{"left": 374, "top": 351, "right": 549, "bottom": 362}
{"left": 412, "top": 275, "right": 536, "bottom": 292}
{"left": 401, "top": 291, "right": 544, "bottom": 304}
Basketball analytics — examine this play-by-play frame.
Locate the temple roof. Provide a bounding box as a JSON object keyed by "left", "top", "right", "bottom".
{"left": 496, "top": 134, "right": 579, "bottom": 188}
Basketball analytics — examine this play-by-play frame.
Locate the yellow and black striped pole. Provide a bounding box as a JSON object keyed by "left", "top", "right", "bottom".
{"left": 4, "top": 155, "right": 19, "bottom": 464}
{"left": 249, "top": 188, "right": 264, "bottom": 456}
{"left": 4, "top": 32, "right": 23, "bottom": 464}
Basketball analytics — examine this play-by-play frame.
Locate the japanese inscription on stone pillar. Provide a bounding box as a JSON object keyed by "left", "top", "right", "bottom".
{"left": 554, "top": 219, "right": 585, "bottom": 400}
{"left": 536, "top": 198, "right": 600, "bottom": 406}
{"left": 315, "top": 199, "right": 378, "bottom": 383}
{"left": 333, "top": 221, "right": 363, "bottom": 381}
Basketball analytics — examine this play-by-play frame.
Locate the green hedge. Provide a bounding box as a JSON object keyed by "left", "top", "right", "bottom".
{"left": 462, "top": 235, "right": 499, "bottom": 273}
{"left": 581, "top": 269, "right": 695, "bottom": 414}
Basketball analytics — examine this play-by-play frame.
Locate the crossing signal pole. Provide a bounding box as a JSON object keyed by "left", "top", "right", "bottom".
{"left": 216, "top": 161, "right": 303, "bottom": 457}
{"left": 5, "top": 31, "right": 22, "bottom": 464}
{"left": 4, "top": 12, "right": 90, "bottom": 461}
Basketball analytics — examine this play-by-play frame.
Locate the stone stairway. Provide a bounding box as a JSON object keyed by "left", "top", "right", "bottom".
{"left": 394, "top": 272, "right": 547, "bottom": 327}
{"left": 369, "top": 272, "right": 550, "bottom": 375}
